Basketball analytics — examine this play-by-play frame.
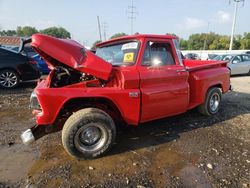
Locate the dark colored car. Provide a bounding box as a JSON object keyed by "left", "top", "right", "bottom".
{"left": 5, "top": 44, "right": 50, "bottom": 74}
{"left": 22, "top": 46, "right": 50, "bottom": 74}
{"left": 0, "top": 48, "right": 40, "bottom": 88}
{"left": 184, "top": 53, "right": 200, "bottom": 60}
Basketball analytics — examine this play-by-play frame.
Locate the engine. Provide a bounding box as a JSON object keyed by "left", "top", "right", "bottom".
{"left": 50, "top": 66, "right": 95, "bottom": 88}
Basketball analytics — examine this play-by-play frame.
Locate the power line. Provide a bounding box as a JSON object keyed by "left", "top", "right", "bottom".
{"left": 127, "top": 0, "right": 138, "bottom": 35}
{"left": 229, "top": 0, "right": 245, "bottom": 50}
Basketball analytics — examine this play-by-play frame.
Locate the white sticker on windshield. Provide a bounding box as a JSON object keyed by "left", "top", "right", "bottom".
{"left": 121, "top": 42, "right": 138, "bottom": 51}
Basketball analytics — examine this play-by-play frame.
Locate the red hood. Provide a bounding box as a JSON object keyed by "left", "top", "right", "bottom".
{"left": 31, "top": 34, "right": 112, "bottom": 80}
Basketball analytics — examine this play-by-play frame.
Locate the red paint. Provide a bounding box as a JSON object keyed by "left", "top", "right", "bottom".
{"left": 32, "top": 34, "right": 112, "bottom": 80}
{"left": 30, "top": 34, "right": 230, "bottom": 130}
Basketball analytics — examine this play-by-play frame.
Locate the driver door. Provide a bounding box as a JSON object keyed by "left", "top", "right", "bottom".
{"left": 139, "top": 39, "right": 189, "bottom": 123}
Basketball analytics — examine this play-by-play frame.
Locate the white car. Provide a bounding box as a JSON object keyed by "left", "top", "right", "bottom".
{"left": 228, "top": 54, "right": 250, "bottom": 75}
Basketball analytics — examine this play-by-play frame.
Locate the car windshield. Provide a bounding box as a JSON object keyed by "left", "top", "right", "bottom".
{"left": 213, "top": 55, "right": 234, "bottom": 61}
{"left": 95, "top": 41, "right": 139, "bottom": 66}
{"left": 213, "top": 55, "right": 224, "bottom": 60}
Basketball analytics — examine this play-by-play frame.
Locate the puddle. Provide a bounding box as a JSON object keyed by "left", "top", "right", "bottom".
{"left": 0, "top": 144, "right": 39, "bottom": 182}
{"left": 180, "top": 165, "right": 212, "bottom": 188}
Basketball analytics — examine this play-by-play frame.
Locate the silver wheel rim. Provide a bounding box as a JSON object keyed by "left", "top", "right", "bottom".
{"left": 74, "top": 123, "right": 108, "bottom": 152}
{"left": 209, "top": 93, "right": 220, "bottom": 112}
{"left": 0, "top": 71, "right": 18, "bottom": 88}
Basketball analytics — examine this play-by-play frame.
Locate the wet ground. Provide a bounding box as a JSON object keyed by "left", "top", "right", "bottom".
{"left": 0, "top": 77, "right": 249, "bottom": 188}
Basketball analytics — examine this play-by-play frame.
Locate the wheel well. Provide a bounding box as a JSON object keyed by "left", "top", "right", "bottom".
{"left": 58, "top": 97, "right": 125, "bottom": 126}
{"left": 204, "top": 84, "right": 222, "bottom": 101}
{"left": 0, "top": 68, "right": 20, "bottom": 77}
{"left": 209, "top": 84, "right": 222, "bottom": 91}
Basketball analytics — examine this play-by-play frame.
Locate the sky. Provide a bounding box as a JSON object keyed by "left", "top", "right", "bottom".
{"left": 0, "top": 0, "right": 249, "bottom": 47}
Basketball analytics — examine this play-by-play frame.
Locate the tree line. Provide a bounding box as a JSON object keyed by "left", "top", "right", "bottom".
{"left": 180, "top": 32, "right": 250, "bottom": 50}
{"left": 0, "top": 26, "right": 71, "bottom": 39}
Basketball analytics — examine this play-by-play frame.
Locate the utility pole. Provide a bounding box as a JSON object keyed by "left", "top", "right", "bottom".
{"left": 229, "top": 0, "right": 244, "bottom": 50}
{"left": 102, "top": 22, "right": 108, "bottom": 41}
{"left": 127, "top": 0, "right": 138, "bottom": 35}
{"left": 203, "top": 22, "right": 210, "bottom": 51}
{"left": 97, "top": 16, "right": 102, "bottom": 41}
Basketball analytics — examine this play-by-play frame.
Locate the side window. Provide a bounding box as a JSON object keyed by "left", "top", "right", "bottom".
{"left": 242, "top": 55, "right": 250, "bottom": 61}
{"left": 234, "top": 55, "right": 242, "bottom": 62}
{"left": 173, "top": 39, "right": 183, "bottom": 65}
{"left": 142, "top": 41, "right": 175, "bottom": 66}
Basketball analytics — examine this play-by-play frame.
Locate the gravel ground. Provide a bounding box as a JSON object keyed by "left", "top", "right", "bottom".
{"left": 0, "top": 76, "right": 249, "bottom": 188}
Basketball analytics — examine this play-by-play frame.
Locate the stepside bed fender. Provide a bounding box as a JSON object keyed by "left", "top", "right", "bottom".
{"left": 188, "top": 67, "right": 230, "bottom": 106}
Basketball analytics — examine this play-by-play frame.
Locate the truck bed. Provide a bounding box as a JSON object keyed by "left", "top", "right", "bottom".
{"left": 183, "top": 59, "right": 228, "bottom": 71}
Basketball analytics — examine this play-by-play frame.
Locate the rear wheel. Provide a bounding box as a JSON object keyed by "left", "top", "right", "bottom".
{"left": 0, "top": 69, "right": 20, "bottom": 88}
{"left": 62, "top": 108, "right": 116, "bottom": 159}
{"left": 198, "top": 87, "right": 222, "bottom": 116}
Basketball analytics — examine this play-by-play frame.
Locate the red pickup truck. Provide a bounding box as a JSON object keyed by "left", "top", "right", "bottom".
{"left": 21, "top": 34, "right": 230, "bottom": 159}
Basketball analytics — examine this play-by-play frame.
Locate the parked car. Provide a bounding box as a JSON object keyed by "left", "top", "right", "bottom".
{"left": 212, "top": 54, "right": 234, "bottom": 61}
{"left": 32, "top": 54, "right": 50, "bottom": 74}
{"left": 228, "top": 54, "right": 250, "bottom": 75}
{"left": 184, "top": 53, "right": 200, "bottom": 60}
{"left": 207, "top": 54, "right": 218, "bottom": 60}
{"left": 21, "top": 34, "right": 230, "bottom": 159}
{"left": 4, "top": 44, "right": 50, "bottom": 74}
{"left": 21, "top": 45, "right": 50, "bottom": 74}
{"left": 0, "top": 47, "right": 40, "bottom": 88}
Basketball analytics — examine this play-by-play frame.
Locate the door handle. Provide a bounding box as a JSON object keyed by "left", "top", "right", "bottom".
{"left": 176, "top": 69, "right": 186, "bottom": 73}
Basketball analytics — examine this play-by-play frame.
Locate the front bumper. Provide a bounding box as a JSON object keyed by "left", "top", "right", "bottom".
{"left": 20, "top": 124, "right": 46, "bottom": 145}
{"left": 21, "top": 123, "right": 62, "bottom": 145}
{"left": 21, "top": 129, "right": 35, "bottom": 145}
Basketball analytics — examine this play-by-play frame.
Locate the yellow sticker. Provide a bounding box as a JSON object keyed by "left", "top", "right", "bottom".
{"left": 123, "top": 53, "right": 134, "bottom": 63}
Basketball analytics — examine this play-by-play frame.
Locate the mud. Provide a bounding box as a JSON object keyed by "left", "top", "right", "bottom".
{"left": 0, "top": 77, "right": 249, "bottom": 188}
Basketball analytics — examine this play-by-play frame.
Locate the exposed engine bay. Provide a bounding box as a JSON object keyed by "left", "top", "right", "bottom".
{"left": 50, "top": 66, "right": 97, "bottom": 88}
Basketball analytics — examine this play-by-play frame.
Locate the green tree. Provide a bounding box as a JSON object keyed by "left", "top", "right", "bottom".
{"left": 40, "top": 27, "right": 71, "bottom": 39}
{"left": 110, "top": 33, "right": 127, "bottom": 39}
{"left": 240, "top": 32, "right": 250, "bottom": 49}
{"left": 0, "top": 30, "right": 17, "bottom": 36}
{"left": 16, "top": 26, "right": 38, "bottom": 37}
{"left": 180, "top": 39, "right": 188, "bottom": 50}
{"left": 91, "top": 40, "right": 102, "bottom": 50}
{"left": 186, "top": 32, "right": 220, "bottom": 50}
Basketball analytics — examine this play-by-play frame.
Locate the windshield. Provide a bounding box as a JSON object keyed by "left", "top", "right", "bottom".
{"left": 95, "top": 41, "right": 139, "bottom": 66}
{"left": 213, "top": 55, "right": 234, "bottom": 61}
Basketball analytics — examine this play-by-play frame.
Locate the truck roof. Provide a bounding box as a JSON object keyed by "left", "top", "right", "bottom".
{"left": 96, "top": 34, "right": 178, "bottom": 47}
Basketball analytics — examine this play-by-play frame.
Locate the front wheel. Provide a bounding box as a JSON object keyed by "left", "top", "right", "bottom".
{"left": 198, "top": 87, "right": 222, "bottom": 116}
{"left": 62, "top": 108, "right": 116, "bottom": 159}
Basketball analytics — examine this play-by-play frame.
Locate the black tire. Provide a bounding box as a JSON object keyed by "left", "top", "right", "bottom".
{"left": 0, "top": 69, "right": 20, "bottom": 89}
{"left": 62, "top": 108, "right": 116, "bottom": 159}
{"left": 198, "top": 87, "right": 222, "bottom": 116}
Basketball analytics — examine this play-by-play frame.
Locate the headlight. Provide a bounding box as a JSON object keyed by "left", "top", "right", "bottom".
{"left": 30, "top": 91, "right": 41, "bottom": 110}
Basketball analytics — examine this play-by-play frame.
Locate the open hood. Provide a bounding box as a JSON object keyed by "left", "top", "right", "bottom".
{"left": 31, "top": 34, "right": 112, "bottom": 80}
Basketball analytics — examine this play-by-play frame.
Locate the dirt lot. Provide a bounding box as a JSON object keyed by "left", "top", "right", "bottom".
{"left": 0, "top": 76, "right": 249, "bottom": 188}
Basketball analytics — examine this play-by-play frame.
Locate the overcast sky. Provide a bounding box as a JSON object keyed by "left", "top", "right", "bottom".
{"left": 0, "top": 0, "right": 249, "bottom": 47}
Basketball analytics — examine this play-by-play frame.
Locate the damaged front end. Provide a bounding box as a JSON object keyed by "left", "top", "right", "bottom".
{"left": 21, "top": 34, "right": 114, "bottom": 145}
